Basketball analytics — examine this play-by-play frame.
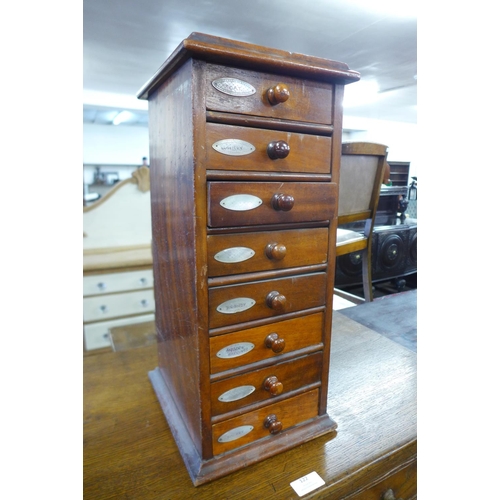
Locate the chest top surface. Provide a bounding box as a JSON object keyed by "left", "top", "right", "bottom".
{"left": 137, "top": 32, "right": 360, "bottom": 100}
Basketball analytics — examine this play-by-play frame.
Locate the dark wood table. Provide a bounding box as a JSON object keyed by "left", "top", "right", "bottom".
{"left": 84, "top": 312, "right": 416, "bottom": 499}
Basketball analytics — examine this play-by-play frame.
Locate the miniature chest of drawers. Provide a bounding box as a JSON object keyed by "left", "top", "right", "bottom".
{"left": 138, "top": 32, "right": 360, "bottom": 485}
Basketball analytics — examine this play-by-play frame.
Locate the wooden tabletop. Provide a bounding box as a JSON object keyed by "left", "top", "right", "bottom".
{"left": 83, "top": 312, "right": 416, "bottom": 499}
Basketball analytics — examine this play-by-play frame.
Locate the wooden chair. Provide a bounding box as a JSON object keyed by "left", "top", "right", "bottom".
{"left": 335, "top": 142, "right": 388, "bottom": 302}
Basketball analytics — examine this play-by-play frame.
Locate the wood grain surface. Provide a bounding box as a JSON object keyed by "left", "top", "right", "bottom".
{"left": 207, "top": 181, "right": 336, "bottom": 228}
{"left": 84, "top": 313, "right": 416, "bottom": 499}
{"left": 208, "top": 272, "right": 327, "bottom": 328}
{"left": 207, "top": 227, "right": 329, "bottom": 277}
{"left": 205, "top": 63, "right": 333, "bottom": 125}
{"left": 209, "top": 312, "right": 324, "bottom": 374}
{"left": 205, "top": 122, "right": 332, "bottom": 174}
{"left": 137, "top": 32, "right": 360, "bottom": 101}
{"left": 210, "top": 351, "right": 323, "bottom": 417}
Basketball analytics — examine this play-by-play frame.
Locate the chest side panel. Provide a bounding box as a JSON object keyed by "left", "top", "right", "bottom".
{"left": 149, "top": 59, "right": 206, "bottom": 455}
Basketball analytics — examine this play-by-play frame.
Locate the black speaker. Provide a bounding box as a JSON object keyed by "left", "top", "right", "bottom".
{"left": 335, "top": 222, "right": 417, "bottom": 287}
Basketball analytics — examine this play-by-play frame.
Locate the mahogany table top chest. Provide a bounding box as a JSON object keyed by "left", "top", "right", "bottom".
{"left": 137, "top": 32, "right": 360, "bottom": 485}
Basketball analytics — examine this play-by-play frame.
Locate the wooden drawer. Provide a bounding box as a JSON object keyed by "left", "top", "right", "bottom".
{"left": 207, "top": 227, "right": 328, "bottom": 277}
{"left": 208, "top": 182, "right": 335, "bottom": 228}
{"left": 83, "top": 269, "right": 153, "bottom": 296}
{"left": 206, "top": 64, "right": 332, "bottom": 125}
{"left": 346, "top": 459, "right": 417, "bottom": 500}
{"left": 210, "top": 312, "right": 324, "bottom": 374}
{"left": 83, "top": 313, "right": 155, "bottom": 350}
{"left": 209, "top": 272, "right": 326, "bottom": 329}
{"left": 83, "top": 289, "right": 155, "bottom": 322}
{"left": 212, "top": 389, "right": 319, "bottom": 455}
{"left": 206, "top": 122, "right": 331, "bottom": 174}
{"left": 211, "top": 352, "right": 322, "bottom": 416}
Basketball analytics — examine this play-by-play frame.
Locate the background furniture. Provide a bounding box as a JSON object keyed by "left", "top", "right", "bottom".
{"left": 83, "top": 310, "right": 417, "bottom": 499}
{"left": 83, "top": 166, "right": 154, "bottom": 351}
{"left": 336, "top": 222, "right": 417, "bottom": 294}
{"left": 377, "top": 186, "right": 410, "bottom": 225}
{"left": 138, "top": 32, "right": 360, "bottom": 484}
{"left": 336, "top": 142, "right": 388, "bottom": 302}
{"left": 387, "top": 161, "right": 411, "bottom": 187}
{"left": 378, "top": 162, "right": 410, "bottom": 226}
{"left": 335, "top": 160, "right": 417, "bottom": 295}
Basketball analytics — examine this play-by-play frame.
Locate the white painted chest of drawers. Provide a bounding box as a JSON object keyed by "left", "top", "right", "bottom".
{"left": 83, "top": 266, "right": 155, "bottom": 350}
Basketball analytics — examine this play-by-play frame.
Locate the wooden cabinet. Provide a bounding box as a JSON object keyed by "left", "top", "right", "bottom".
{"left": 388, "top": 161, "right": 411, "bottom": 187}
{"left": 138, "top": 32, "right": 359, "bottom": 485}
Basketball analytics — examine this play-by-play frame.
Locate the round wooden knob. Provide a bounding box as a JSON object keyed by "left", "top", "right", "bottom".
{"left": 271, "top": 193, "right": 294, "bottom": 211}
{"left": 267, "top": 140, "right": 290, "bottom": 160}
{"left": 266, "top": 243, "right": 287, "bottom": 261}
{"left": 264, "top": 414, "right": 283, "bottom": 434}
{"left": 264, "top": 332, "right": 286, "bottom": 353}
{"left": 263, "top": 375, "right": 284, "bottom": 396}
{"left": 266, "top": 291, "right": 286, "bottom": 312}
{"left": 266, "top": 83, "right": 290, "bottom": 105}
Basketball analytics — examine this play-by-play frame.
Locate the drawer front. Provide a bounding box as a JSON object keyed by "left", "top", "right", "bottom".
{"left": 347, "top": 459, "right": 417, "bottom": 500}
{"left": 209, "top": 273, "right": 326, "bottom": 329}
{"left": 208, "top": 182, "right": 335, "bottom": 228}
{"left": 211, "top": 352, "right": 322, "bottom": 416}
{"left": 210, "top": 312, "right": 324, "bottom": 374}
{"left": 206, "top": 122, "right": 331, "bottom": 174}
{"left": 83, "top": 289, "right": 155, "bottom": 322}
{"left": 212, "top": 389, "right": 319, "bottom": 455}
{"left": 206, "top": 64, "right": 332, "bottom": 125}
{"left": 83, "top": 313, "right": 155, "bottom": 350}
{"left": 207, "top": 227, "right": 328, "bottom": 277}
{"left": 83, "top": 269, "right": 153, "bottom": 296}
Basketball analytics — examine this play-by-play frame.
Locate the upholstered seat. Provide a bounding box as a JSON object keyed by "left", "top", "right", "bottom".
{"left": 336, "top": 228, "right": 365, "bottom": 246}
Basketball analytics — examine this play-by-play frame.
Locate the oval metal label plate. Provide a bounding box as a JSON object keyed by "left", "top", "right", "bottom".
{"left": 214, "top": 247, "right": 255, "bottom": 264}
{"left": 220, "top": 194, "right": 262, "bottom": 212}
{"left": 218, "top": 425, "right": 254, "bottom": 443}
{"left": 217, "top": 297, "right": 256, "bottom": 314}
{"left": 217, "top": 342, "right": 255, "bottom": 359}
{"left": 212, "top": 78, "right": 256, "bottom": 97}
{"left": 218, "top": 385, "right": 256, "bottom": 403}
{"left": 212, "top": 139, "right": 256, "bottom": 156}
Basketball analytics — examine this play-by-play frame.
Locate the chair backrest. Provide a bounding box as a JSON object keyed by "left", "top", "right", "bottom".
{"left": 338, "top": 142, "right": 388, "bottom": 227}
